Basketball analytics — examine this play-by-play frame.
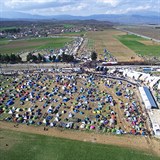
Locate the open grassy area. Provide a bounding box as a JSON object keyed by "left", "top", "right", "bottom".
{"left": 0, "top": 27, "right": 17, "bottom": 31}
{"left": 63, "top": 24, "right": 75, "bottom": 28}
{"left": 0, "top": 129, "right": 159, "bottom": 160}
{"left": 117, "top": 34, "right": 160, "bottom": 57}
{"left": 0, "top": 37, "right": 73, "bottom": 55}
{"left": 60, "top": 31, "right": 86, "bottom": 37}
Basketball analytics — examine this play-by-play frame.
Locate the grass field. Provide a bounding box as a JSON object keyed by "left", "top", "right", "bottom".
{"left": 0, "top": 129, "right": 159, "bottom": 160}
{"left": 86, "top": 30, "right": 142, "bottom": 62}
{"left": 60, "top": 31, "right": 86, "bottom": 37}
{"left": 63, "top": 24, "right": 75, "bottom": 28}
{"left": 117, "top": 34, "right": 160, "bottom": 57}
{"left": 0, "top": 37, "right": 73, "bottom": 54}
{"left": 0, "top": 27, "right": 17, "bottom": 31}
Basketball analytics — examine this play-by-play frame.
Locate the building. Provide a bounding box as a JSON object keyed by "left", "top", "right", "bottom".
{"left": 139, "top": 87, "right": 158, "bottom": 110}
{"left": 148, "top": 110, "right": 160, "bottom": 137}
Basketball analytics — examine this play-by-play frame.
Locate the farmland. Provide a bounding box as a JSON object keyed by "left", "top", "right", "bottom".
{"left": 1, "top": 129, "right": 160, "bottom": 160}
{"left": 119, "top": 25, "right": 160, "bottom": 40}
{"left": 0, "top": 26, "right": 17, "bottom": 31}
{"left": 0, "top": 37, "right": 73, "bottom": 55}
{"left": 117, "top": 34, "right": 160, "bottom": 57}
{"left": 86, "top": 29, "right": 142, "bottom": 62}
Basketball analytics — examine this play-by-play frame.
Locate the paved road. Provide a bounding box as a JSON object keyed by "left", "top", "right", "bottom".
{"left": 1, "top": 63, "right": 159, "bottom": 70}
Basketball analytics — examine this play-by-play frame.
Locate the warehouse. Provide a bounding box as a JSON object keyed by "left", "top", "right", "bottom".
{"left": 139, "top": 87, "right": 158, "bottom": 110}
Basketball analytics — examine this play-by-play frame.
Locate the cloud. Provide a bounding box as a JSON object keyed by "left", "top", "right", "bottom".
{"left": 4, "top": 0, "right": 75, "bottom": 10}
{"left": 27, "top": 2, "right": 88, "bottom": 16}
{"left": 96, "top": 0, "right": 120, "bottom": 7}
{"left": 1, "top": 0, "right": 159, "bottom": 16}
{"left": 105, "top": 5, "right": 152, "bottom": 14}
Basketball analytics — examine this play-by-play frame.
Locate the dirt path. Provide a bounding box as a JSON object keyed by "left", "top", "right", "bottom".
{"left": 0, "top": 121, "right": 160, "bottom": 156}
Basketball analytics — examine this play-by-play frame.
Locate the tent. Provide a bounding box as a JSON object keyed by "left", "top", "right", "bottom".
{"left": 63, "top": 97, "right": 69, "bottom": 102}
{"left": 6, "top": 100, "right": 14, "bottom": 106}
{"left": 116, "top": 91, "right": 122, "bottom": 96}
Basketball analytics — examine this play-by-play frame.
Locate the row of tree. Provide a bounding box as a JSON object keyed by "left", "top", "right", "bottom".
{"left": 0, "top": 51, "right": 97, "bottom": 63}
{"left": 2, "top": 28, "right": 21, "bottom": 34}
{"left": 0, "top": 54, "right": 22, "bottom": 63}
{"left": 26, "top": 52, "right": 75, "bottom": 63}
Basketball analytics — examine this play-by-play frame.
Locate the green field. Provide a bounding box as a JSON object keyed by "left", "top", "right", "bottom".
{"left": 0, "top": 129, "right": 159, "bottom": 160}
{"left": 117, "top": 34, "right": 160, "bottom": 57}
{"left": 0, "top": 37, "right": 73, "bottom": 54}
{"left": 63, "top": 24, "right": 75, "bottom": 28}
{"left": 60, "top": 31, "right": 86, "bottom": 37}
{"left": 0, "top": 27, "right": 17, "bottom": 31}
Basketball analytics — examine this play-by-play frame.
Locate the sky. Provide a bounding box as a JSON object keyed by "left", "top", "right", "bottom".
{"left": 0, "top": 0, "right": 160, "bottom": 16}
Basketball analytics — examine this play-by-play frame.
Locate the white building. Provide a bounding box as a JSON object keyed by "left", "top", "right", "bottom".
{"left": 139, "top": 87, "right": 158, "bottom": 110}
{"left": 148, "top": 110, "right": 160, "bottom": 137}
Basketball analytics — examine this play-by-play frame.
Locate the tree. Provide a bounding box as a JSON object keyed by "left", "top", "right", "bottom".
{"left": 49, "top": 55, "right": 52, "bottom": 62}
{"left": 43, "top": 56, "right": 46, "bottom": 62}
{"left": 5, "top": 54, "right": 10, "bottom": 63}
{"left": 10, "top": 54, "right": 16, "bottom": 62}
{"left": 52, "top": 55, "right": 56, "bottom": 62}
{"left": 17, "top": 55, "right": 22, "bottom": 62}
{"left": 57, "top": 55, "right": 62, "bottom": 62}
{"left": 38, "top": 53, "right": 43, "bottom": 62}
{"left": 27, "top": 53, "right": 33, "bottom": 62}
{"left": 91, "top": 51, "right": 97, "bottom": 61}
{"left": 62, "top": 53, "right": 74, "bottom": 62}
{"left": 32, "top": 55, "right": 38, "bottom": 62}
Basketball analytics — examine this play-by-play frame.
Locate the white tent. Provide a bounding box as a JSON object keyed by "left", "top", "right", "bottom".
{"left": 43, "top": 119, "right": 46, "bottom": 124}
{"left": 139, "top": 73, "right": 150, "bottom": 81}
{"left": 149, "top": 78, "right": 160, "bottom": 88}
{"left": 133, "top": 72, "right": 142, "bottom": 80}
{"left": 8, "top": 110, "right": 13, "bottom": 114}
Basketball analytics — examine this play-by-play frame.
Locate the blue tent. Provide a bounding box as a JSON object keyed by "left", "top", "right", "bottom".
{"left": 6, "top": 100, "right": 14, "bottom": 106}
{"left": 116, "top": 91, "right": 122, "bottom": 96}
{"left": 63, "top": 97, "right": 69, "bottom": 102}
{"left": 20, "top": 97, "right": 26, "bottom": 101}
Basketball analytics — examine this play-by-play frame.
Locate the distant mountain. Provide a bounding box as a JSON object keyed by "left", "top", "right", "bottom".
{"left": 0, "top": 11, "right": 47, "bottom": 20}
{"left": 0, "top": 11, "right": 160, "bottom": 24}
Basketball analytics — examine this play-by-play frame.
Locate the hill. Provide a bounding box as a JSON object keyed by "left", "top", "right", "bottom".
{"left": 1, "top": 11, "right": 160, "bottom": 24}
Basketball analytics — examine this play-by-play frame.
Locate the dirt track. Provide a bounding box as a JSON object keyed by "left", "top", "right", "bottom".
{"left": 0, "top": 121, "right": 160, "bottom": 156}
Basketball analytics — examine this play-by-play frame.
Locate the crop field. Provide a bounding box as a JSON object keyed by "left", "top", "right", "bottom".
{"left": 86, "top": 29, "right": 142, "bottom": 62}
{"left": 1, "top": 129, "right": 160, "bottom": 160}
{"left": 117, "top": 34, "right": 160, "bottom": 57}
{"left": 0, "top": 37, "right": 73, "bottom": 55}
{"left": 119, "top": 26, "right": 160, "bottom": 40}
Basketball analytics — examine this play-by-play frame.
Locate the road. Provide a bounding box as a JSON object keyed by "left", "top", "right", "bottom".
{"left": 0, "top": 63, "right": 159, "bottom": 71}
